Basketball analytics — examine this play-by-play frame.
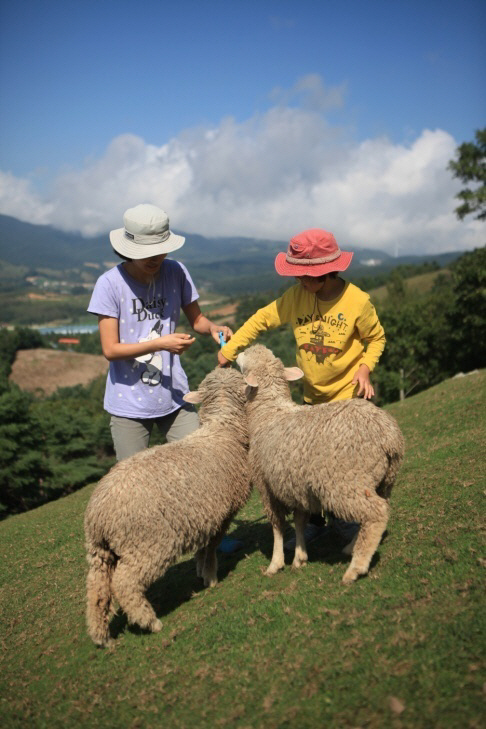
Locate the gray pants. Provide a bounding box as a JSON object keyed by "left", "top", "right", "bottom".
{"left": 110, "top": 406, "right": 200, "bottom": 461}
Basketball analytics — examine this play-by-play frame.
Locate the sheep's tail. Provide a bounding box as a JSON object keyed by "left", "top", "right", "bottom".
{"left": 86, "top": 541, "right": 117, "bottom": 647}
{"left": 377, "top": 425, "right": 405, "bottom": 500}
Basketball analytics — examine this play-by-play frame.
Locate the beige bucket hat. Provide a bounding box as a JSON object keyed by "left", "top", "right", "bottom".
{"left": 109, "top": 204, "right": 185, "bottom": 259}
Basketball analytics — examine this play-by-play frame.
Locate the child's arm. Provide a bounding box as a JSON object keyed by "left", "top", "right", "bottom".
{"left": 182, "top": 301, "right": 233, "bottom": 344}
{"left": 98, "top": 316, "right": 195, "bottom": 360}
{"left": 352, "top": 299, "right": 385, "bottom": 397}
{"left": 218, "top": 297, "right": 287, "bottom": 366}
{"left": 355, "top": 299, "right": 386, "bottom": 372}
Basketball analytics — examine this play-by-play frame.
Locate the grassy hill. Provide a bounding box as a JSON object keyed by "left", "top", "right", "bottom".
{"left": 0, "top": 371, "right": 484, "bottom": 728}
{"left": 369, "top": 268, "right": 452, "bottom": 304}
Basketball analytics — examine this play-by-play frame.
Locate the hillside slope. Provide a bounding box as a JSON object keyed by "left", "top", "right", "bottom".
{"left": 369, "top": 268, "right": 452, "bottom": 303}
{"left": 0, "top": 371, "right": 484, "bottom": 729}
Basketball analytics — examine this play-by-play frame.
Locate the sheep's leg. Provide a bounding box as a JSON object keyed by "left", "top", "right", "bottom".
{"left": 266, "top": 521, "right": 286, "bottom": 575}
{"left": 86, "top": 549, "right": 115, "bottom": 647}
{"left": 252, "top": 466, "right": 286, "bottom": 576}
{"left": 201, "top": 517, "right": 232, "bottom": 588}
{"left": 202, "top": 544, "right": 218, "bottom": 588}
{"left": 342, "top": 499, "right": 389, "bottom": 584}
{"left": 111, "top": 558, "right": 163, "bottom": 633}
{"left": 292, "top": 509, "right": 309, "bottom": 569}
{"left": 195, "top": 548, "right": 205, "bottom": 578}
{"left": 265, "top": 499, "right": 287, "bottom": 576}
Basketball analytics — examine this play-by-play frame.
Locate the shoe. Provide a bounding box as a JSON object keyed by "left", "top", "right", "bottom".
{"left": 284, "top": 523, "right": 328, "bottom": 552}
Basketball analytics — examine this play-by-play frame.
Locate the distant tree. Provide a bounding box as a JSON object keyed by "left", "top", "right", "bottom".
{"left": 374, "top": 270, "right": 458, "bottom": 403}
{"left": 0, "top": 386, "right": 51, "bottom": 516}
{"left": 76, "top": 331, "right": 103, "bottom": 355}
{"left": 448, "top": 128, "right": 486, "bottom": 221}
{"left": 385, "top": 269, "right": 407, "bottom": 305}
{"left": 446, "top": 247, "right": 486, "bottom": 372}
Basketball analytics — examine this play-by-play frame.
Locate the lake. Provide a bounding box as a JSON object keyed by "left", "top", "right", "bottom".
{"left": 37, "top": 324, "right": 99, "bottom": 335}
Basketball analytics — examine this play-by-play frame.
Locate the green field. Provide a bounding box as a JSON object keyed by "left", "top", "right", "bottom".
{"left": 1, "top": 371, "right": 485, "bottom": 728}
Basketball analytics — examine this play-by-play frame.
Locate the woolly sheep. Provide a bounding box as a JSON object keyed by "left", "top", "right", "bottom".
{"left": 237, "top": 344, "right": 404, "bottom": 584}
{"left": 84, "top": 367, "right": 250, "bottom": 647}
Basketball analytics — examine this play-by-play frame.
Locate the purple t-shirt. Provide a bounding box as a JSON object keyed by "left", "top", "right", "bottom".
{"left": 88, "top": 261, "right": 198, "bottom": 418}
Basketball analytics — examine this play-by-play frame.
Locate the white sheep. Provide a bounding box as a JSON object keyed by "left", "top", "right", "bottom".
{"left": 237, "top": 344, "right": 404, "bottom": 584}
{"left": 84, "top": 367, "right": 250, "bottom": 647}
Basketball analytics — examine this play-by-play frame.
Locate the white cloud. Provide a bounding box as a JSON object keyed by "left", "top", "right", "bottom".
{"left": 269, "top": 73, "right": 347, "bottom": 112}
{"left": 0, "top": 170, "right": 54, "bottom": 224}
{"left": 0, "top": 77, "right": 483, "bottom": 256}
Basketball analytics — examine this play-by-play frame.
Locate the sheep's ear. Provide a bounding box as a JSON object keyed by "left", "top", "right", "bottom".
{"left": 284, "top": 367, "right": 304, "bottom": 381}
{"left": 183, "top": 391, "right": 202, "bottom": 404}
{"left": 244, "top": 374, "right": 259, "bottom": 388}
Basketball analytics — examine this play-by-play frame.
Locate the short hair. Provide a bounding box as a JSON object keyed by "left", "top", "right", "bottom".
{"left": 112, "top": 249, "right": 132, "bottom": 262}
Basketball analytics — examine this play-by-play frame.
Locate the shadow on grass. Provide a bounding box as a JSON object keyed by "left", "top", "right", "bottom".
{"left": 109, "top": 516, "right": 372, "bottom": 640}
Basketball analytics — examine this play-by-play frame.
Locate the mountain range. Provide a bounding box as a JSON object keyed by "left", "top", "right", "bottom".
{"left": 0, "top": 213, "right": 464, "bottom": 294}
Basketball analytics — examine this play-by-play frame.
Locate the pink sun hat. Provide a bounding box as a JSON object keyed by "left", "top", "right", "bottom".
{"left": 275, "top": 229, "right": 353, "bottom": 277}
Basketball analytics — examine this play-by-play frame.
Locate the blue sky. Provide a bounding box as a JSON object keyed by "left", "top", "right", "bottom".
{"left": 0, "top": 0, "right": 484, "bottom": 255}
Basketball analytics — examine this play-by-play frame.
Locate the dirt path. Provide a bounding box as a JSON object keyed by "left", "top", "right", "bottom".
{"left": 9, "top": 349, "right": 108, "bottom": 396}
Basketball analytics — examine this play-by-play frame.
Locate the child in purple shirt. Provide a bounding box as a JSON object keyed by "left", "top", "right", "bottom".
{"left": 88, "top": 203, "right": 232, "bottom": 460}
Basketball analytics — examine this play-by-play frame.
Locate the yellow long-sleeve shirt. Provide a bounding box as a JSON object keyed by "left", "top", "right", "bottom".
{"left": 221, "top": 281, "right": 385, "bottom": 403}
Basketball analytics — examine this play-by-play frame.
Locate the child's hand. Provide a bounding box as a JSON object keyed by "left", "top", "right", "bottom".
{"left": 218, "top": 351, "right": 231, "bottom": 367}
{"left": 209, "top": 324, "right": 233, "bottom": 345}
{"left": 352, "top": 364, "right": 375, "bottom": 399}
{"left": 158, "top": 333, "right": 195, "bottom": 354}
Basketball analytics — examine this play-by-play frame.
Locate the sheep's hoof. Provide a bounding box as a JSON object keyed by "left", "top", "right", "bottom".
{"left": 291, "top": 558, "right": 307, "bottom": 569}
{"left": 150, "top": 618, "right": 163, "bottom": 633}
{"left": 203, "top": 576, "right": 218, "bottom": 588}
{"left": 342, "top": 567, "right": 362, "bottom": 584}
{"left": 265, "top": 563, "right": 284, "bottom": 576}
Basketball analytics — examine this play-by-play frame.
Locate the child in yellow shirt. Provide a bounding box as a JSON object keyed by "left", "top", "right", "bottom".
{"left": 218, "top": 228, "right": 385, "bottom": 545}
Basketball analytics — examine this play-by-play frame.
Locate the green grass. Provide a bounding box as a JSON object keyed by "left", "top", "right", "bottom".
{"left": 1, "top": 372, "right": 485, "bottom": 729}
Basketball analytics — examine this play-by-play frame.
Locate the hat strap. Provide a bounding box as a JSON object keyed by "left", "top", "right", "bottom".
{"left": 124, "top": 228, "right": 171, "bottom": 246}
{"left": 285, "top": 248, "right": 341, "bottom": 265}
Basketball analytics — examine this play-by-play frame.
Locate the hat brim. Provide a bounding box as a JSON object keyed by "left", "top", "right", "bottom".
{"left": 109, "top": 228, "right": 185, "bottom": 259}
{"left": 275, "top": 251, "right": 353, "bottom": 277}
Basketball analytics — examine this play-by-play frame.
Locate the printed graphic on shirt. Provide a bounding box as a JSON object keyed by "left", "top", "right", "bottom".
{"left": 131, "top": 293, "right": 168, "bottom": 322}
{"left": 133, "top": 320, "right": 164, "bottom": 386}
{"left": 297, "top": 312, "right": 347, "bottom": 364}
{"left": 131, "top": 288, "right": 169, "bottom": 386}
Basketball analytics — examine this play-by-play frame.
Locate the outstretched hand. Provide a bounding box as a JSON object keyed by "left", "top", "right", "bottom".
{"left": 158, "top": 333, "right": 195, "bottom": 354}
{"left": 352, "top": 364, "right": 375, "bottom": 399}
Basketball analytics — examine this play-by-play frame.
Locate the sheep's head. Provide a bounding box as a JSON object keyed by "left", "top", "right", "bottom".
{"left": 183, "top": 367, "right": 247, "bottom": 418}
{"left": 236, "top": 345, "right": 303, "bottom": 395}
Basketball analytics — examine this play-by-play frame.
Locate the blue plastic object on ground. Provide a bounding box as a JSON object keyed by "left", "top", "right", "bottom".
{"left": 218, "top": 536, "right": 243, "bottom": 553}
